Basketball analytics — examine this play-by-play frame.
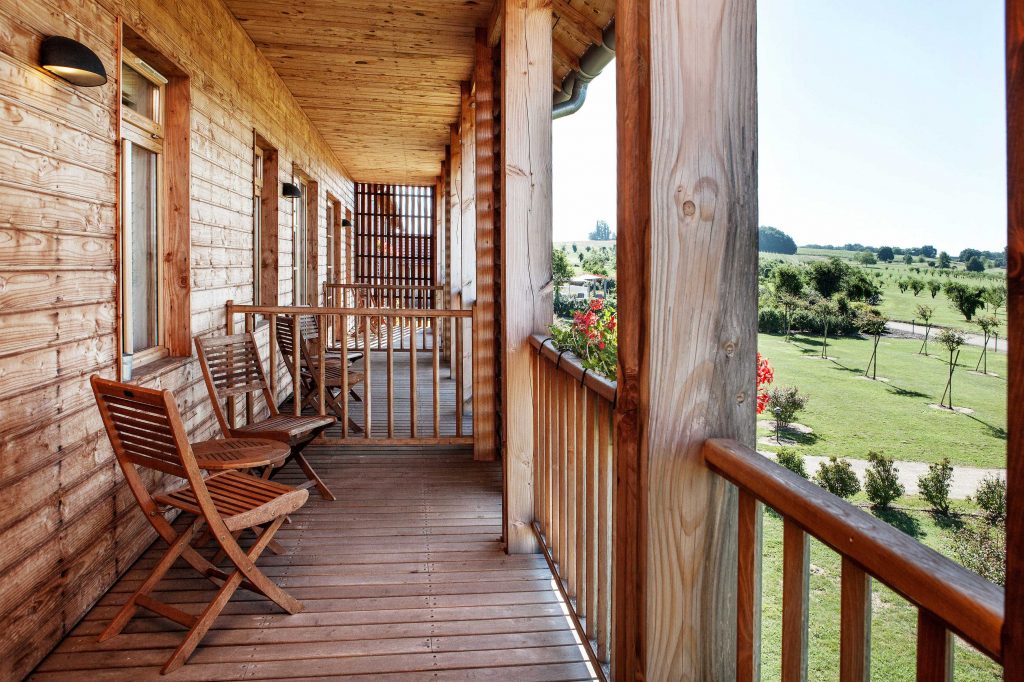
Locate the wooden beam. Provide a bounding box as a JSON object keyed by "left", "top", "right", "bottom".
{"left": 460, "top": 82, "right": 476, "bottom": 411}
{"left": 1005, "top": 0, "right": 1024, "bottom": 676}
{"left": 614, "top": 0, "right": 758, "bottom": 678}
{"left": 500, "top": 0, "right": 552, "bottom": 554}
{"left": 474, "top": 29, "right": 499, "bottom": 462}
{"left": 163, "top": 75, "right": 191, "bottom": 356}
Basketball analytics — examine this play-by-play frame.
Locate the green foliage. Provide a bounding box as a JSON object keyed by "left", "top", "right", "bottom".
{"left": 843, "top": 270, "right": 881, "bottom": 302}
{"left": 856, "top": 309, "right": 888, "bottom": 337}
{"left": 959, "top": 248, "right": 982, "bottom": 262}
{"left": 903, "top": 254, "right": 914, "bottom": 265}
{"left": 758, "top": 225, "right": 798, "bottom": 255}
{"left": 943, "top": 281, "right": 985, "bottom": 321}
{"left": 877, "top": 246, "right": 895, "bottom": 262}
{"left": 927, "top": 280, "right": 942, "bottom": 297}
{"left": 966, "top": 256, "right": 986, "bottom": 273}
{"left": 552, "top": 248, "right": 574, "bottom": 288}
{"left": 588, "top": 219, "right": 614, "bottom": 241}
{"left": 772, "top": 264, "right": 804, "bottom": 298}
{"left": 919, "top": 458, "right": 954, "bottom": 514}
{"left": 807, "top": 257, "right": 849, "bottom": 298}
{"left": 813, "top": 456, "right": 861, "bottom": 499}
{"left": 775, "top": 448, "right": 808, "bottom": 479}
{"left": 549, "top": 299, "right": 617, "bottom": 379}
{"left": 921, "top": 245, "right": 937, "bottom": 258}
{"left": 856, "top": 250, "right": 877, "bottom": 265}
{"left": 758, "top": 305, "right": 787, "bottom": 334}
{"left": 767, "top": 386, "right": 808, "bottom": 433}
{"left": 915, "top": 304, "right": 933, "bottom": 323}
{"left": 952, "top": 521, "right": 1006, "bottom": 585}
{"left": 975, "top": 314, "right": 999, "bottom": 337}
{"left": 937, "top": 251, "right": 951, "bottom": 268}
{"left": 897, "top": 278, "right": 910, "bottom": 293}
{"left": 937, "top": 328, "right": 966, "bottom": 354}
{"left": 973, "top": 475, "right": 1007, "bottom": 525}
{"left": 864, "top": 452, "right": 904, "bottom": 508}
{"left": 909, "top": 278, "right": 925, "bottom": 296}
{"left": 982, "top": 286, "right": 1006, "bottom": 313}
{"left": 581, "top": 250, "right": 610, "bottom": 275}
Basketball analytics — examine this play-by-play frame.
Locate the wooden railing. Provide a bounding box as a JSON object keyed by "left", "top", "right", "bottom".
{"left": 704, "top": 438, "right": 1005, "bottom": 681}
{"left": 529, "top": 333, "right": 616, "bottom": 677}
{"left": 324, "top": 282, "right": 443, "bottom": 310}
{"left": 225, "top": 301, "right": 473, "bottom": 445}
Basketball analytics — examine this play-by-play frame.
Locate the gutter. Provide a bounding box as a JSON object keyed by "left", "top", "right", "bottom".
{"left": 553, "top": 20, "right": 616, "bottom": 119}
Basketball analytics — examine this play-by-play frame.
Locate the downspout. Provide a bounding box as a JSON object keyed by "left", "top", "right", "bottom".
{"left": 553, "top": 21, "right": 616, "bottom": 119}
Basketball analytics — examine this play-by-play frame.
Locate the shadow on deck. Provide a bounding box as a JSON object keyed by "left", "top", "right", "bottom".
{"left": 31, "top": 448, "right": 597, "bottom": 680}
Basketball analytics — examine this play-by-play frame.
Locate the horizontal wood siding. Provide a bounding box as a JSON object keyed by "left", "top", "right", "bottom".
{"left": 0, "top": 0, "right": 353, "bottom": 677}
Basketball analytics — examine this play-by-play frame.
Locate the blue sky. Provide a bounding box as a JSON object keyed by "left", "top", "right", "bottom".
{"left": 553, "top": 1, "right": 1006, "bottom": 253}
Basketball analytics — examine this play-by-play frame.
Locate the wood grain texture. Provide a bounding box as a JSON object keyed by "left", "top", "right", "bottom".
{"left": 1005, "top": 0, "right": 1024, "bottom": 677}
{"left": 500, "top": 0, "right": 553, "bottom": 555}
{"left": 916, "top": 610, "right": 953, "bottom": 682}
{"left": 614, "top": 0, "right": 758, "bottom": 678}
{"left": 840, "top": 558, "right": 871, "bottom": 682}
{"left": 781, "top": 520, "right": 809, "bottom": 682}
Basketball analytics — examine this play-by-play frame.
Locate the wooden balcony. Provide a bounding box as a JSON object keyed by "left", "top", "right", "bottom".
{"left": 31, "top": 446, "right": 597, "bottom": 680}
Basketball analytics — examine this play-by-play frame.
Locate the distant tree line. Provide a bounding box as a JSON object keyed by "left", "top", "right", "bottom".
{"left": 758, "top": 226, "right": 798, "bottom": 254}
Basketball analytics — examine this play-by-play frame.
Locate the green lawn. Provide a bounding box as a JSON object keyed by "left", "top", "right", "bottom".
{"left": 760, "top": 498, "right": 1002, "bottom": 681}
{"left": 758, "top": 333, "right": 1007, "bottom": 468}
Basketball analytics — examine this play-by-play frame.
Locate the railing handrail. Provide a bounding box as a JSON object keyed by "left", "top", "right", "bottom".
{"left": 227, "top": 301, "right": 471, "bottom": 319}
{"left": 528, "top": 333, "right": 616, "bottom": 404}
{"left": 704, "top": 438, "right": 1005, "bottom": 663}
{"left": 325, "top": 283, "right": 444, "bottom": 290}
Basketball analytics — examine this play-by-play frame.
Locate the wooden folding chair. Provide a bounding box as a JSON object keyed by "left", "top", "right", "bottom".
{"left": 194, "top": 332, "right": 337, "bottom": 500}
{"left": 276, "top": 315, "right": 364, "bottom": 428}
{"left": 90, "top": 376, "right": 308, "bottom": 674}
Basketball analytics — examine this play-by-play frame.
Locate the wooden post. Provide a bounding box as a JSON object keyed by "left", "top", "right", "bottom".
{"left": 614, "top": 0, "right": 758, "bottom": 678}
{"left": 474, "top": 28, "right": 499, "bottom": 461}
{"left": 500, "top": 0, "right": 552, "bottom": 554}
{"left": 1005, "top": 0, "right": 1024, "bottom": 676}
{"left": 460, "top": 83, "right": 477, "bottom": 410}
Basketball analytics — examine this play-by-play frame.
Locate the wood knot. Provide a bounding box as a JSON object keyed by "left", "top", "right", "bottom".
{"left": 736, "top": 392, "right": 746, "bottom": 404}
{"left": 722, "top": 340, "right": 736, "bottom": 356}
{"left": 682, "top": 200, "right": 696, "bottom": 216}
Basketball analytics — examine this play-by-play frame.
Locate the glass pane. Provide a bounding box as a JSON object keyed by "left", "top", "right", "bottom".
{"left": 129, "top": 144, "right": 159, "bottom": 352}
{"left": 122, "top": 63, "right": 156, "bottom": 120}
{"left": 293, "top": 186, "right": 306, "bottom": 302}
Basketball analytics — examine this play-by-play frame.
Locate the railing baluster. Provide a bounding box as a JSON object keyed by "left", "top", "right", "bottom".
{"left": 454, "top": 316, "right": 463, "bottom": 437}
{"left": 317, "top": 314, "right": 326, "bottom": 417}
{"left": 363, "top": 315, "right": 372, "bottom": 438}
{"left": 840, "top": 557, "right": 872, "bottom": 682}
{"left": 268, "top": 314, "right": 277, "bottom": 400}
{"left": 596, "top": 393, "right": 612, "bottom": 661}
{"left": 557, "top": 369, "right": 567, "bottom": 569}
{"left": 244, "top": 314, "right": 254, "bottom": 424}
{"left": 432, "top": 318, "right": 440, "bottom": 437}
{"left": 292, "top": 314, "right": 301, "bottom": 417}
{"left": 782, "top": 519, "right": 810, "bottom": 682}
{"left": 574, "top": 381, "right": 586, "bottom": 616}
{"left": 737, "top": 489, "right": 758, "bottom": 682}
{"left": 916, "top": 610, "right": 953, "bottom": 682}
{"left": 585, "top": 389, "right": 598, "bottom": 642}
{"left": 387, "top": 315, "right": 394, "bottom": 438}
{"left": 340, "top": 312, "right": 348, "bottom": 438}
{"left": 409, "top": 316, "right": 418, "bottom": 438}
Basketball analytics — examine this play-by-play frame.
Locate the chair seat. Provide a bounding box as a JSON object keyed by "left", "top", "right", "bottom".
{"left": 302, "top": 363, "right": 365, "bottom": 388}
{"left": 233, "top": 413, "right": 335, "bottom": 444}
{"left": 156, "top": 471, "right": 309, "bottom": 531}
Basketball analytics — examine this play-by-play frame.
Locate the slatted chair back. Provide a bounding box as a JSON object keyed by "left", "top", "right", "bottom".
{"left": 195, "top": 332, "right": 278, "bottom": 435}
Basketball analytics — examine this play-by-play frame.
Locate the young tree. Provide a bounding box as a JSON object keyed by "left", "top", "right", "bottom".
{"left": 944, "top": 281, "right": 985, "bottom": 321}
{"left": 919, "top": 458, "right": 954, "bottom": 515}
{"left": 588, "top": 219, "right": 613, "bottom": 241}
{"left": 983, "top": 285, "right": 1007, "bottom": 315}
{"left": 974, "top": 475, "right": 1007, "bottom": 525}
{"left": 909, "top": 278, "right": 925, "bottom": 296}
{"left": 864, "top": 452, "right": 905, "bottom": 508}
{"left": 966, "top": 256, "right": 986, "bottom": 273}
{"left": 927, "top": 280, "right": 942, "bottom": 298}
{"left": 767, "top": 386, "right": 808, "bottom": 442}
{"left": 877, "top": 246, "right": 895, "bottom": 262}
{"left": 903, "top": 253, "right": 914, "bottom": 265}
{"left": 758, "top": 225, "right": 799, "bottom": 255}
{"left": 552, "top": 248, "right": 574, "bottom": 289}
{"left": 937, "top": 251, "right": 952, "bottom": 268}
{"left": 897, "top": 278, "right": 910, "bottom": 293}
{"left": 813, "top": 299, "right": 839, "bottom": 358}
{"left": 916, "top": 304, "right": 934, "bottom": 355}
{"left": 858, "top": 311, "right": 888, "bottom": 380}
{"left": 974, "top": 315, "right": 999, "bottom": 374}
{"left": 856, "top": 250, "right": 877, "bottom": 265}
{"left": 921, "top": 244, "right": 937, "bottom": 258}
{"left": 772, "top": 263, "right": 804, "bottom": 298}
{"left": 937, "top": 328, "right": 966, "bottom": 409}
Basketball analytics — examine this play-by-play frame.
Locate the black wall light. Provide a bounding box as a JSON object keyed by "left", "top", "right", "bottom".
{"left": 40, "top": 36, "right": 107, "bottom": 87}
{"left": 341, "top": 218, "right": 352, "bottom": 227}
{"left": 282, "top": 182, "right": 302, "bottom": 198}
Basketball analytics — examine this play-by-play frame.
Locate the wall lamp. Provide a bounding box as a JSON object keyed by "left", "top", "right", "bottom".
{"left": 40, "top": 36, "right": 107, "bottom": 86}
{"left": 282, "top": 182, "right": 302, "bottom": 198}
{"left": 341, "top": 219, "right": 352, "bottom": 227}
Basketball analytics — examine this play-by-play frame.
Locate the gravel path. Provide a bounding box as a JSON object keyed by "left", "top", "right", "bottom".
{"left": 761, "top": 450, "right": 1004, "bottom": 500}
{"left": 886, "top": 320, "right": 1003, "bottom": 352}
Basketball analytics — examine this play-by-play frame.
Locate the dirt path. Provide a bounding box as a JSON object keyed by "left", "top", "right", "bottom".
{"left": 761, "top": 450, "right": 1004, "bottom": 499}
{"left": 886, "top": 320, "right": 1003, "bottom": 352}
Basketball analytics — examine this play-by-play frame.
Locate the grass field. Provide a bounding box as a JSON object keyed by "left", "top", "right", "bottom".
{"left": 762, "top": 248, "right": 1008, "bottom": 335}
{"left": 760, "top": 497, "right": 1002, "bottom": 681}
{"left": 757, "top": 332, "right": 1007, "bottom": 468}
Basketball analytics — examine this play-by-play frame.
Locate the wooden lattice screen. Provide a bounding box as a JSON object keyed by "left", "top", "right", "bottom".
{"left": 354, "top": 183, "right": 436, "bottom": 306}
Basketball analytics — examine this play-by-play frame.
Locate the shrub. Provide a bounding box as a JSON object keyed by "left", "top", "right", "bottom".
{"left": 927, "top": 280, "right": 942, "bottom": 297}
{"left": 919, "top": 458, "right": 954, "bottom": 515}
{"left": 758, "top": 306, "right": 787, "bottom": 334}
{"left": 974, "top": 475, "right": 1007, "bottom": 525}
{"left": 775, "top": 448, "right": 808, "bottom": 479}
{"left": 864, "top": 452, "right": 904, "bottom": 508}
{"left": 944, "top": 281, "right": 985, "bottom": 321}
{"left": 766, "top": 386, "right": 807, "bottom": 433}
{"left": 814, "top": 456, "right": 861, "bottom": 498}
{"left": 952, "top": 521, "right": 1006, "bottom": 585}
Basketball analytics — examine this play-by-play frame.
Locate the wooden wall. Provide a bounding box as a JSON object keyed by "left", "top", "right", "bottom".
{"left": 0, "top": 0, "right": 353, "bottom": 677}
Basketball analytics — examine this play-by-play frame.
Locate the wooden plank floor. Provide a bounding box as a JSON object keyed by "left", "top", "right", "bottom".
{"left": 31, "top": 448, "right": 596, "bottom": 681}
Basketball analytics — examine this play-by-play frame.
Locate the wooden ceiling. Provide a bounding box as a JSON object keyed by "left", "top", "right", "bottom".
{"left": 225, "top": 0, "right": 615, "bottom": 184}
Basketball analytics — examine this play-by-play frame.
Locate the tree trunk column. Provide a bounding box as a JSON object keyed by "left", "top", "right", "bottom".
{"left": 614, "top": 0, "right": 758, "bottom": 678}
{"left": 500, "top": 0, "right": 552, "bottom": 554}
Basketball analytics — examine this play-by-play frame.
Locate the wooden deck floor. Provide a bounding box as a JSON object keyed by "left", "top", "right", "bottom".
{"left": 31, "top": 448, "right": 596, "bottom": 681}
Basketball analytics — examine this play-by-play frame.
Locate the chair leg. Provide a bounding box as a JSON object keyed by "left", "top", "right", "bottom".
{"left": 100, "top": 519, "right": 200, "bottom": 642}
{"left": 162, "top": 515, "right": 298, "bottom": 674}
{"left": 294, "top": 451, "right": 336, "bottom": 501}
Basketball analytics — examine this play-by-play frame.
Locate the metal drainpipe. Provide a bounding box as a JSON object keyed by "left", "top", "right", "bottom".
{"left": 553, "top": 21, "right": 616, "bottom": 119}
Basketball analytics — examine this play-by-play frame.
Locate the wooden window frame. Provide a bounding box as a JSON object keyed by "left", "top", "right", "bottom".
{"left": 117, "top": 27, "right": 191, "bottom": 380}
{"left": 254, "top": 133, "right": 279, "bottom": 306}
{"left": 291, "top": 168, "right": 319, "bottom": 305}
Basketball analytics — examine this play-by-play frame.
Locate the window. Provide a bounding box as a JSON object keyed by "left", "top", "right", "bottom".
{"left": 326, "top": 197, "right": 342, "bottom": 285}
{"left": 291, "top": 176, "right": 308, "bottom": 304}
{"left": 253, "top": 145, "right": 264, "bottom": 305}
{"left": 120, "top": 48, "right": 167, "bottom": 360}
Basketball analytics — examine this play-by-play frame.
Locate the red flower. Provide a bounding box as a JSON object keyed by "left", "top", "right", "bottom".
{"left": 590, "top": 298, "right": 605, "bottom": 311}
{"left": 755, "top": 353, "right": 774, "bottom": 414}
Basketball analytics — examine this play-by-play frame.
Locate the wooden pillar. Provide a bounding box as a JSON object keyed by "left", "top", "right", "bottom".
{"left": 460, "top": 82, "right": 476, "bottom": 408}
{"left": 1004, "top": 0, "right": 1024, "bottom": 675}
{"left": 474, "top": 28, "right": 499, "bottom": 461}
{"left": 500, "top": 0, "right": 551, "bottom": 554}
{"left": 614, "top": 0, "right": 758, "bottom": 678}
